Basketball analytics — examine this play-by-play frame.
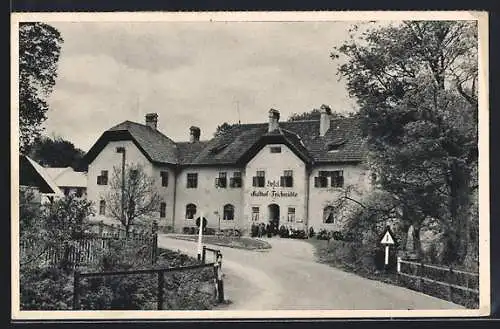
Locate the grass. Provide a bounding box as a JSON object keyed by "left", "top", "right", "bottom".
{"left": 170, "top": 234, "right": 272, "bottom": 251}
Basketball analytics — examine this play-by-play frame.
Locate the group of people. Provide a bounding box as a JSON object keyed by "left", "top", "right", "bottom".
{"left": 250, "top": 222, "right": 279, "bottom": 238}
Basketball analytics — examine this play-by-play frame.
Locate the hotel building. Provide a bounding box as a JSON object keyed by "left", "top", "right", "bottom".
{"left": 84, "top": 107, "right": 371, "bottom": 234}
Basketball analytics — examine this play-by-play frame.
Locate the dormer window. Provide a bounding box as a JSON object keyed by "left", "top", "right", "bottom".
{"left": 326, "top": 140, "right": 345, "bottom": 152}
{"left": 210, "top": 143, "right": 228, "bottom": 154}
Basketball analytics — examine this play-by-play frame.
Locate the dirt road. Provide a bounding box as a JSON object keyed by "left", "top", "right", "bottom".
{"left": 157, "top": 235, "right": 463, "bottom": 310}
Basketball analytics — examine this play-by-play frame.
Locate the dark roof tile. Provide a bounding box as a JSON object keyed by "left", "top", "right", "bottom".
{"left": 86, "top": 116, "right": 366, "bottom": 167}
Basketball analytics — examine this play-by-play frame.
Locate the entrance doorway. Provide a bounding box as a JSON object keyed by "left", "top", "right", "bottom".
{"left": 268, "top": 203, "right": 280, "bottom": 235}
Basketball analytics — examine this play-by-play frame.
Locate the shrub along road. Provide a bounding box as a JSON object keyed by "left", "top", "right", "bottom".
{"left": 158, "top": 235, "right": 463, "bottom": 310}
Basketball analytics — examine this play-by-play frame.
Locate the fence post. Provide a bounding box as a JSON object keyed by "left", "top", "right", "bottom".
{"left": 157, "top": 271, "right": 164, "bottom": 310}
{"left": 73, "top": 270, "right": 81, "bottom": 310}
{"left": 217, "top": 251, "right": 223, "bottom": 270}
{"left": 202, "top": 246, "right": 206, "bottom": 263}
{"left": 152, "top": 233, "right": 158, "bottom": 265}
{"left": 214, "top": 260, "right": 224, "bottom": 303}
{"left": 419, "top": 262, "right": 424, "bottom": 292}
{"left": 448, "top": 266, "right": 453, "bottom": 302}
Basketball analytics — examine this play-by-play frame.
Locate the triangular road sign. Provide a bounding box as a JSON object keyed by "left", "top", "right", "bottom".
{"left": 380, "top": 229, "right": 395, "bottom": 245}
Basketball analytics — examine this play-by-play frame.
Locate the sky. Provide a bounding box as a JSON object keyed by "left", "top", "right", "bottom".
{"left": 43, "top": 20, "right": 362, "bottom": 152}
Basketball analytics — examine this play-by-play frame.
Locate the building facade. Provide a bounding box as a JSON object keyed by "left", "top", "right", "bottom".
{"left": 84, "top": 107, "right": 371, "bottom": 234}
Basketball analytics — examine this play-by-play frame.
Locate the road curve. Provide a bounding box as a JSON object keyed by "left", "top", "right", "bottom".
{"left": 157, "top": 234, "right": 463, "bottom": 310}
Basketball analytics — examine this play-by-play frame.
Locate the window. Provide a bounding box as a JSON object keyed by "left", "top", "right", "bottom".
{"left": 99, "top": 200, "right": 106, "bottom": 215}
{"left": 287, "top": 207, "right": 296, "bottom": 222}
{"left": 280, "top": 170, "right": 294, "bottom": 187}
{"left": 230, "top": 171, "right": 242, "bottom": 188}
{"left": 97, "top": 170, "right": 108, "bottom": 185}
{"left": 215, "top": 172, "right": 227, "bottom": 188}
{"left": 160, "top": 202, "right": 166, "bottom": 218}
{"left": 161, "top": 171, "right": 169, "bottom": 187}
{"left": 251, "top": 207, "right": 260, "bottom": 221}
{"left": 63, "top": 187, "right": 70, "bottom": 196}
{"left": 331, "top": 170, "right": 344, "bottom": 188}
{"left": 76, "top": 188, "right": 83, "bottom": 198}
{"left": 185, "top": 203, "right": 197, "bottom": 219}
{"left": 314, "top": 170, "right": 344, "bottom": 188}
{"left": 252, "top": 170, "right": 265, "bottom": 187}
{"left": 323, "top": 206, "right": 335, "bottom": 224}
{"left": 223, "top": 204, "right": 234, "bottom": 220}
{"left": 270, "top": 146, "right": 282, "bottom": 153}
{"left": 187, "top": 173, "right": 198, "bottom": 188}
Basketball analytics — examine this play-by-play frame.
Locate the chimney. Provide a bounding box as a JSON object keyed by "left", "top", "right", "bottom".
{"left": 145, "top": 113, "right": 158, "bottom": 130}
{"left": 268, "top": 108, "right": 280, "bottom": 132}
{"left": 189, "top": 126, "right": 201, "bottom": 143}
{"left": 319, "top": 104, "right": 331, "bottom": 136}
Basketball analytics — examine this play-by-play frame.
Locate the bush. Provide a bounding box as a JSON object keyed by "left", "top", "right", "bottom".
{"left": 79, "top": 246, "right": 216, "bottom": 310}
{"left": 205, "top": 227, "right": 216, "bottom": 235}
{"left": 182, "top": 227, "right": 190, "bottom": 234}
{"left": 20, "top": 265, "right": 74, "bottom": 310}
{"left": 316, "top": 229, "right": 329, "bottom": 240}
{"left": 332, "top": 231, "right": 343, "bottom": 241}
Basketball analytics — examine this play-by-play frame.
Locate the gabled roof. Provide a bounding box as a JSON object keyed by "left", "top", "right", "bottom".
{"left": 46, "top": 167, "right": 87, "bottom": 188}
{"left": 20, "top": 156, "right": 63, "bottom": 195}
{"left": 84, "top": 120, "right": 178, "bottom": 165}
{"left": 84, "top": 115, "right": 366, "bottom": 167}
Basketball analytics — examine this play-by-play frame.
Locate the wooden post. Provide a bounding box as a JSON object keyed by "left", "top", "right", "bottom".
{"left": 152, "top": 233, "right": 158, "bottom": 265}
{"left": 157, "top": 271, "right": 164, "bottom": 310}
{"left": 213, "top": 263, "right": 219, "bottom": 300}
{"left": 216, "top": 263, "right": 224, "bottom": 303}
{"left": 73, "top": 270, "right": 81, "bottom": 310}
{"left": 202, "top": 246, "right": 206, "bottom": 263}
{"left": 448, "top": 266, "right": 453, "bottom": 302}
{"left": 419, "top": 262, "right": 424, "bottom": 292}
{"left": 217, "top": 251, "right": 223, "bottom": 270}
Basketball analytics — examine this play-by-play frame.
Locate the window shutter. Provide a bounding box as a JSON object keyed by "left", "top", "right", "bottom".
{"left": 280, "top": 176, "right": 285, "bottom": 187}
{"left": 252, "top": 176, "right": 257, "bottom": 187}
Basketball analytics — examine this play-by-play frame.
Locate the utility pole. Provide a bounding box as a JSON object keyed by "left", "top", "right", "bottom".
{"left": 116, "top": 147, "right": 126, "bottom": 231}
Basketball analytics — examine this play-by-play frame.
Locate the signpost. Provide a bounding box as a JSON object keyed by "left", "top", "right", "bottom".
{"left": 196, "top": 213, "right": 207, "bottom": 261}
{"left": 380, "top": 226, "right": 395, "bottom": 268}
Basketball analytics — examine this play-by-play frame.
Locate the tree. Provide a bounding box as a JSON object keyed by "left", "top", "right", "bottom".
{"left": 288, "top": 105, "right": 348, "bottom": 121}
{"left": 214, "top": 122, "right": 232, "bottom": 137}
{"left": 104, "top": 163, "right": 161, "bottom": 235}
{"left": 27, "top": 135, "right": 86, "bottom": 170}
{"left": 19, "top": 22, "right": 64, "bottom": 153}
{"left": 332, "top": 21, "right": 478, "bottom": 265}
{"left": 20, "top": 192, "right": 94, "bottom": 270}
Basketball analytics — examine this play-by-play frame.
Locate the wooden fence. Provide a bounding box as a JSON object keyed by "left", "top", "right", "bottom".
{"left": 397, "top": 257, "right": 479, "bottom": 307}
{"left": 20, "top": 226, "right": 158, "bottom": 268}
{"left": 73, "top": 248, "right": 225, "bottom": 310}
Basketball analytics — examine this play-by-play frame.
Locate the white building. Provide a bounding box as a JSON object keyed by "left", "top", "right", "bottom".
{"left": 84, "top": 108, "right": 371, "bottom": 234}
{"left": 45, "top": 167, "right": 87, "bottom": 198}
